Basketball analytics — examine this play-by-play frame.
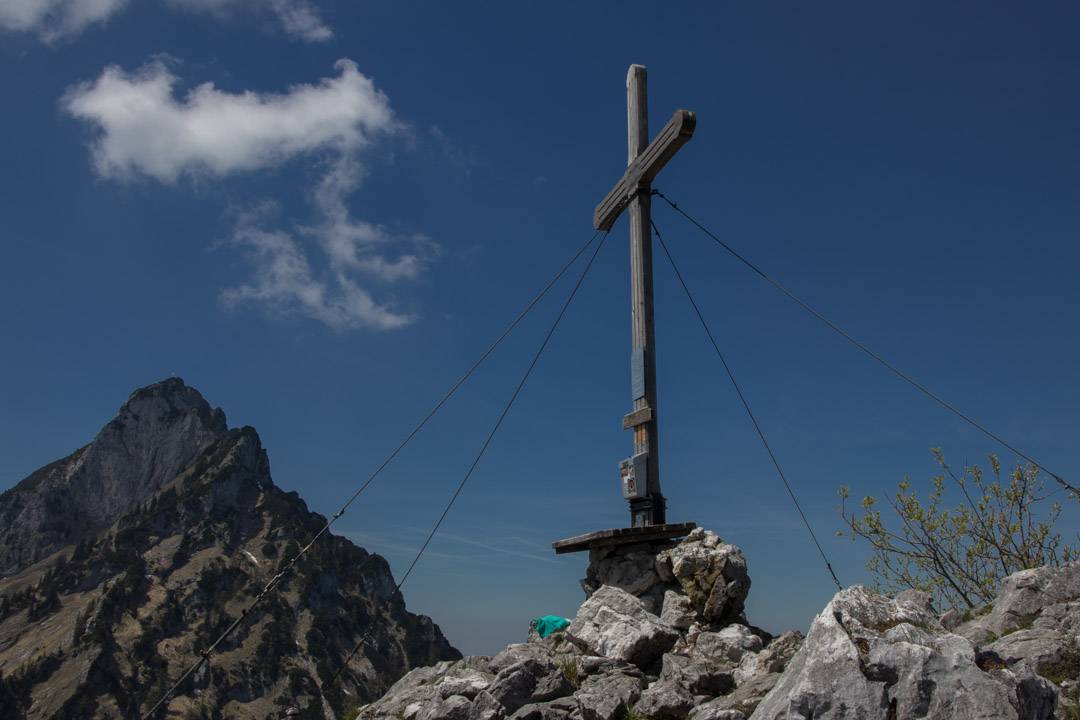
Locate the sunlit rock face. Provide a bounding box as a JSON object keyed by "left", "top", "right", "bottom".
{"left": 362, "top": 535, "right": 1079, "bottom": 720}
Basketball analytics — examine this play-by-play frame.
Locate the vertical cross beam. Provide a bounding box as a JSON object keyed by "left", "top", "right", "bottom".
{"left": 626, "top": 65, "right": 666, "bottom": 527}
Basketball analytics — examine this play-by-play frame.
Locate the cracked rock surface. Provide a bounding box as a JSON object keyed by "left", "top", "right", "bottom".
{"left": 359, "top": 535, "right": 1080, "bottom": 720}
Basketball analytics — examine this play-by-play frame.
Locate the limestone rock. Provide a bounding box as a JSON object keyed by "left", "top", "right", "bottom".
{"left": 661, "top": 590, "right": 696, "bottom": 630}
{"left": 583, "top": 542, "right": 673, "bottom": 613}
{"left": 567, "top": 585, "right": 678, "bottom": 668}
{"left": 656, "top": 529, "right": 750, "bottom": 625}
{"left": 419, "top": 695, "right": 473, "bottom": 720}
{"left": 749, "top": 586, "right": 1055, "bottom": 720}
{"left": 692, "top": 625, "right": 762, "bottom": 665}
{"left": 508, "top": 697, "right": 580, "bottom": 720}
{"left": 689, "top": 703, "right": 746, "bottom": 720}
{"left": 573, "top": 671, "right": 645, "bottom": 720}
{"left": 468, "top": 691, "right": 505, "bottom": 720}
{"left": 489, "top": 658, "right": 573, "bottom": 713}
{"left": 635, "top": 680, "right": 695, "bottom": 720}
{"left": 733, "top": 631, "right": 802, "bottom": 686}
{"left": 894, "top": 588, "right": 935, "bottom": 613}
{"left": 659, "top": 653, "right": 734, "bottom": 697}
{"left": 956, "top": 563, "right": 1080, "bottom": 647}
{"left": 439, "top": 672, "right": 493, "bottom": 700}
{"left": 364, "top": 662, "right": 482, "bottom": 720}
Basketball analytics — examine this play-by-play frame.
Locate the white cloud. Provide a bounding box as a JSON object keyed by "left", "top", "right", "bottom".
{"left": 0, "top": 0, "right": 126, "bottom": 41}
{"left": 66, "top": 59, "right": 436, "bottom": 331}
{"left": 63, "top": 58, "right": 392, "bottom": 182}
{"left": 166, "top": 0, "right": 331, "bottom": 42}
{"left": 1, "top": 0, "right": 331, "bottom": 42}
{"left": 222, "top": 210, "right": 414, "bottom": 331}
{"left": 309, "top": 156, "right": 439, "bottom": 283}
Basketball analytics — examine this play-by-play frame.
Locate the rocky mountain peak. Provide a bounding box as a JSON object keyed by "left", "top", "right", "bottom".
{"left": 0, "top": 380, "right": 459, "bottom": 719}
{"left": 0, "top": 378, "right": 230, "bottom": 575}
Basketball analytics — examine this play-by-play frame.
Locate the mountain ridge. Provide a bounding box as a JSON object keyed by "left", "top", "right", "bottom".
{"left": 0, "top": 378, "right": 460, "bottom": 719}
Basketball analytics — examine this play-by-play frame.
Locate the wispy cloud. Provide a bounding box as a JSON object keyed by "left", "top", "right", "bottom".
{"left": 0, "top": 0, "right": 126, "bottom": 42}
{"left": 1, "top": 0, "right": 331, "bottom": 42}
{"left": 166, "top": 0, "right": 331, "bottom": 43}
{"left": 65, "top": 58, "right": 435, "bottom": 330}
{"left": 428, "top": 125, "right": 483, "bottom": 181}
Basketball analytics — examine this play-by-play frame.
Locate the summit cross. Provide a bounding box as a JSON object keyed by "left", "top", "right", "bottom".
{"left": 596, "top": 64, "right": 695, "bottom": 529}
{"left": 552, "top": 64, "right": 697, "bottom": 555}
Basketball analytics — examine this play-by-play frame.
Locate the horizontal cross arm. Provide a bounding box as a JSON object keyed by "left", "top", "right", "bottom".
{"left": 593, "top": 109, "right": 696, "bottom": 231}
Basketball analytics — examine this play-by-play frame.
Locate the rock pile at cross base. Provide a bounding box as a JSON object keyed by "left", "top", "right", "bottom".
{"left": 359, "top": 528, "right": 1080, "bottom": 720}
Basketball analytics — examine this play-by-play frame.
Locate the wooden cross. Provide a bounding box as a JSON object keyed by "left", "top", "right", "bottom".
{"left": 551, "top": 64, "right": 697, "bottom": 555}
{"left": 596, "top": 64, "right": 696, "bottom": 529}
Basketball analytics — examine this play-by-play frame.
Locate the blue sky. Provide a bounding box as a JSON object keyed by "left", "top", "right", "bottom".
{"left": 2, "top": 2, "right": 1079, "bottom": 656}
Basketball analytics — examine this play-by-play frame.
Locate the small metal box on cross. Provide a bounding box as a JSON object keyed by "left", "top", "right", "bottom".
{"left": 553, "top": 64, "right": 697, "bottom": 555}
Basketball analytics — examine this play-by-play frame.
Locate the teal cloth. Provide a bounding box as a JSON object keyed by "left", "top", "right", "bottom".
{"left": 533, "top": 615, "right": 571, "bottom": 638}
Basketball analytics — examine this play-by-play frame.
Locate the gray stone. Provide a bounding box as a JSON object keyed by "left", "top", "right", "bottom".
{"left": 361, "top": 661, "right": 461, "bottom": 720}
{"left": 988, "top": 628, "right": 1067, "bottom": 673}
{"left": 468, "top": 692, "right": 505, "bottom": 720}
{"left": 634, "top": 680, "right": 695, "bottom": 720}
{"left": 894, "top": 588, "right": 936, "bottom": 613}
{"left": 439, "top": 672, "right": 493, "bottom": 700}
{"left": 573, "top": 671, "right": 645, "bottom": 720}
{"left": 693, "top": 625, "right": 762, "bottom": 665}
{"left": 489, "top": 659, "right": 573, "bottom": 714}
{"left": 566, "top": 585, "right": 678, "bottom": 668}
{"left": 578, "top": 655, "right": 641, "bottom": 679}
{"left": 659, "top": 653, "right": 733, "bottom": 697}
{"left": 956, "top": 563, "right": 1080, "bottom": 644}
{"left": 656, "top": 529, "right": 750, "bottom": 625}
{"left": 583, "top": 542, "right": 673, "bottom": 613}
{"left": 491, "top": 644, "right": 558, "bottom": 675}
{"left": 749, "top": 586, "right": 1054, "bottom": 720}
{"left": 508, "top": 698, "right": 579, "bottom": 720}
{"left": 733, "top": 631, "right": 802, "bottom": 685}
{"left": 418, "top": 695, "right": 472, "bottom": 720}
{"left": 682, "top": 708, "right": 743, "bottom": 720}
{"left": 940, "top": 608, "right": 962, "bottom": 631}
{"left": 661, "top": 591, "right": 695, "bottom": 630}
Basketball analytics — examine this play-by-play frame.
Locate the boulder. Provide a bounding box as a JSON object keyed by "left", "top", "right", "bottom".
{"left": 573, "top": 670, "right": 645, "bottom": 720}
{"left": 656, "top": 529, "right": 750, "bottom": 625}
{"left": 749, "top": 586, "right": 1056, "bottom": 720}
{"left": 661, "top": 590, "right": 696, "bottom": 630}
{"left": 894, "top": 588, "right": 935, "bottom": 613}
{"left": 468, "top": 692, "right": 505, "bottom": 720}
{"left": 635, "top": 680, "right": 695, "bottom": 720}
{"left": 508, "top": 697, "right": 580, "bottom": 720}
{"left": 689, "top": 703, "right": 746, "bottom": 720}
{"left": 578, "top": 655, "right": 643, "bottom": 680}
{"left": 439, "top": 671, "right": 493, "bottom": 700}
{"left": 659, "top": 653, "right": 734, "bottom": 697}
{"left": 567, "top": 585, "right": 678, "bottom": 668}
{"left": 733, "top": 631, "right": 802, "bottom": 686}
{"left": 692, "top": 625, "right": 762, "bottom": 665}
{"left": 418, "top": 695, "right": 473, "bottom": 720}
{"left": 956, "top": 563, "right": 1080, "bottom": 645}
{"left": 361, "top": 661, "right": 470, "bottom": 720}
{"left": 491, "top": 644, "right": 561, "bottom": 674}
{"left": 489, "top": 658, "right": 574, "bottom": 713}
{"left": 584, "top": 542, "right": 672, "bottom": 613}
